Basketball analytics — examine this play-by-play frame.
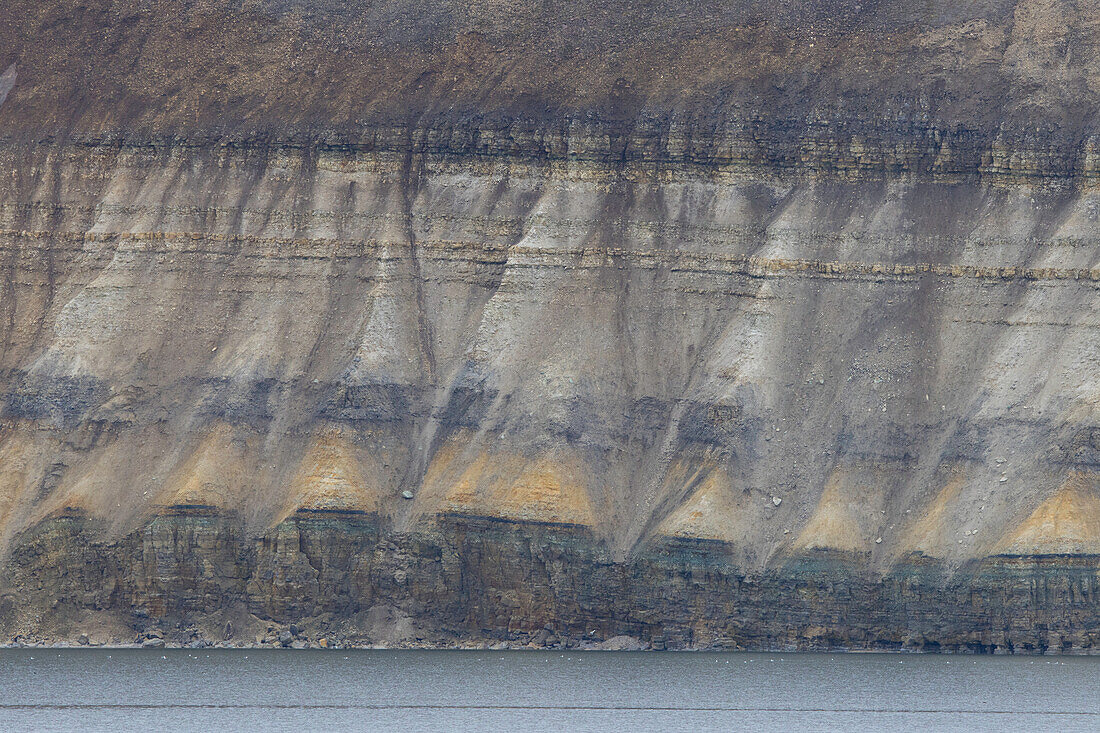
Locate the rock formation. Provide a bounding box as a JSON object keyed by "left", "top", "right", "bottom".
{"left": 2, "top": 0, "right": 1100, "bottom": 650}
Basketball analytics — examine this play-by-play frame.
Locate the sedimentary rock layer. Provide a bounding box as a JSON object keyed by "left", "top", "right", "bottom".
{"left": 2, "top": 0, "right": 1100, "bottom": 649}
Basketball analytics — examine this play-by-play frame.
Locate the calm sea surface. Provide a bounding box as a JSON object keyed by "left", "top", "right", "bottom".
{"left": 0, "top": 648, "right": 1096, "bottom": 732}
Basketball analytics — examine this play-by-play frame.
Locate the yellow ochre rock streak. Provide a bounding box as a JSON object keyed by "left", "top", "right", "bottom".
{"left": 996, "top": 473, "right": 1100, "bottom": 556}
{"left": 155, "top": 424, "right": 252, "bottom": 512}
{"left": 439, "top": 448, "right": 596, "bottom": 527}
{"left": 279, "top": 430, "right": 380, "bottom": 519}
{"left": 655, "top": 467, "right": 746, "bottom": 543}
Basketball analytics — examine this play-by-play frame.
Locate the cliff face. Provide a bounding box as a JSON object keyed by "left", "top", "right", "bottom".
{"left": 3, "top": 0, "right": 1100, "bottom": 650}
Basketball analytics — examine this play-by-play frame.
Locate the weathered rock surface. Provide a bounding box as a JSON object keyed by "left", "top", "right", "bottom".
{"left": 3, "top": 0, "right": 1100, "bottom": 650}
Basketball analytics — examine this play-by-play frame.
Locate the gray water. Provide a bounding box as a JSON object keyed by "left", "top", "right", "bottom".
{"left": 0, "top": 649, "right": 1097, "bottom": 732}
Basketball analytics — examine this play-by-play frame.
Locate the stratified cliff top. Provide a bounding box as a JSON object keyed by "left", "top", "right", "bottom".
{"left": 1, "top": 0, "right": 1097, "bottom": 148}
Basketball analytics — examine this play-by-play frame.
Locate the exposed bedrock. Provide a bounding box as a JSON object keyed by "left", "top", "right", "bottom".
{"left": 3, "top": 0, "right": 1100, "bottom": 648}
{"left": 6, "top": 511, "right": 1100, "bottom": 652}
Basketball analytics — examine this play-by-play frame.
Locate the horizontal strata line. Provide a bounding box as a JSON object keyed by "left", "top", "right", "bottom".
{"left": 9, "top": 136, "right": 1100, "bottom": 184}
{"left": 0, "top": 704, "right": 1094, "bottom": 715}
{"left": 7, "top": 202, "right": 1100, "bottom": 250}
{"left": 4, "top": 230, "right": 1100, "bottom": 283}
{"left": 949, "top": 319, "right": 1100, "bottom": 328}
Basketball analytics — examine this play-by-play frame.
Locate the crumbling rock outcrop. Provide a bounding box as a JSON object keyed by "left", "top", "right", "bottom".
{"left": 2, "top": 0, "right": 1100, "bottom": 650}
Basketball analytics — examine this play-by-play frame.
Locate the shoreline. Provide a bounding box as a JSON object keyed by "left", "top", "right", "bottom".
{"left": 1, "top": 639, "right": 1095, "bottom": 655}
